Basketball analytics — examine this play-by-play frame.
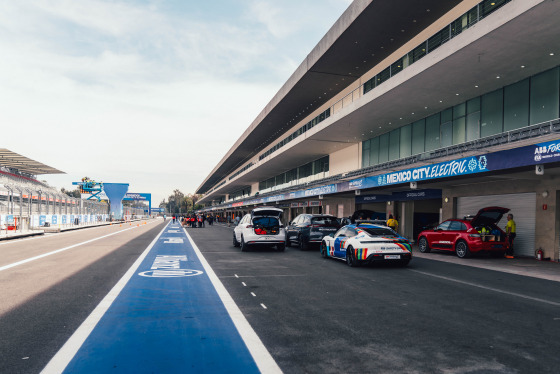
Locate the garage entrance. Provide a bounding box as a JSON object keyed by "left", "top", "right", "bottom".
{"left": 457, "top": 193, "right": 536, "bottom": 257}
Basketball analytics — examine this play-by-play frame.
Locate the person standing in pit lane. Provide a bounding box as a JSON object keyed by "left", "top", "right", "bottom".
{"left": 387, "top": 214, "right": 399, "bottom": 233}
{"left": 505, "top": 213, "right": 516, "bottom": 258}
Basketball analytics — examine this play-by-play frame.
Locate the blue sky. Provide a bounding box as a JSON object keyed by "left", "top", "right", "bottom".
{"left": 0, "top": 0, "right": 352, "bottom": 204}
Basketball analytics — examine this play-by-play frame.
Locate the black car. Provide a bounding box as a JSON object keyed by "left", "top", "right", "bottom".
{"left": 286, "top": 214, "right": 341, "bottom": 249}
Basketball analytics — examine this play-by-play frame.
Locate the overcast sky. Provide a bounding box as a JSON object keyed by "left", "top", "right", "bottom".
{"left": 0, "top": 0, "right": 352, "bottom": 205}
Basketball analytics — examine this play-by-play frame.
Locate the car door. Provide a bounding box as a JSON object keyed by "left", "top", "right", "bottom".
{"left": 441, "top": 221, "right": 464, "bottom": 249}
{"left": 235, "top": 215, "right": 249, "bottom": 241}
{"left": 287, "top": 215, "right": 301, "bottom": 242}
{"left": 428, "top": 221, "right": 451, "bottom": 249}
{"left": 334, "top": 227, "right": 351, "bottom": 258}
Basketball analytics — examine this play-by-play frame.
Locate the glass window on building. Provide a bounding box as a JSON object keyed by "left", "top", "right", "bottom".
{"left": 453, "top": 117, "right": 466, "bottom": 144}
{"left": 377, "top": 66, "right": 391, "bottom": 85}
{"left": 412, "top": 119, "right": 425, "bottom": 155}
{"left": 466, "top": 97, "right": 481, "bottom": 141}
{"left": 299, "top": 162, "right": 312, "bottom": 179}
{"left": 425, "top": 113, "right": 440, "bottom": 151}
{"left": 362, "top": 139, "right": 370, "bottom": 167}
{"left": 530, "top": 67, "right": 559, "bottom": 125}
{"left": 441, "top": 120, "right": 453, "bottom": 147}
{"left": 400, "top": 124, "right": 412, "bottom": 158}
{"left": 370, "top": 136, "right": 380, "bottom": 166}
{"left": 453, "top": 103, "right": 466, "bottom": 119}
{"left": 389, "top": 129, "right": 400, "bottom": 161}
{"left": 275, "top": 174, "right": 285, "bottom": 186}
{"left": 286, "top": 168, "right": 297, "bottom": 183}
{"left": 391, "top": 59, "right": 404, "bottom": 77}
{"left": 481, "top": 88, "right": 504, "bottom": 137}
{"left": 504, "top": 78, "right": 529, "bottom": 131}
{"left": 379, "top": 133, "right": 389, "bottom": 163}
{"left": 313, "top": 156, "right": 329, "bottom": 174}
{"left": 411, "top": 42, "right": 427, "bottom": 63}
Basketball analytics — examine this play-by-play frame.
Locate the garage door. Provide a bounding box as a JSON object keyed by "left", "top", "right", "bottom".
{"left": 457, "top": 193, "right": 536, "bottom": 257}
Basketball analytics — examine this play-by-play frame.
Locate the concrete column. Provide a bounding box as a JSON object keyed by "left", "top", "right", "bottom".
{"left": 400, "top": 201, "right": 415, "bottom": 241}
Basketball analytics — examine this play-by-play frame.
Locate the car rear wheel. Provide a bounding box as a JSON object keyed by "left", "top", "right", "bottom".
{"left": 455, "top": 240, "right": 471, "bottom": 258}
{"left": 346, "top": 246, "right": 359, "bottom": 267}
{"left": 320, "top": 242, "right": 328, "bottom": 258}
{"left": 240, "top": 236, "right": 248, "bottom": 252}
{"left": 418, "top": 237, "right": 430, "bottom": 253}
{"left": 233, "top": 232, "right": 240, "bottom": 247}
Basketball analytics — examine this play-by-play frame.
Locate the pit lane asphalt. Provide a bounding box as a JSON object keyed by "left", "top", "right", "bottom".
{"left": 0, "top": 220, "right": 166, "bottom": 374}
{"left": 188, "top": 223, "right": 560, "bottom": 374}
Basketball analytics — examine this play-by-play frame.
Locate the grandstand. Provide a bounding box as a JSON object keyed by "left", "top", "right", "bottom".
{"left": 0, "top": 149, "right": 108, "bottom": 231}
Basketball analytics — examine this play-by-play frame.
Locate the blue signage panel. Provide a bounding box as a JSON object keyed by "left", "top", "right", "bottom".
{"left": 39, "top": 215, "right": 46, "bottom": 226}
{"left": 52, "top": 215, "right": 58, "bottom": 225}
{"left": 355, "top": 194, "right": 392, "bottom": 204}
{"left": 208, "top": 138, "right": 560, "bottom": 211}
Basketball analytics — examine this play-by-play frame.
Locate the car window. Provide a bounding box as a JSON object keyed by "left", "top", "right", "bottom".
{"left": 437, "top": 221, "right": 452, "bottom": 231}
{"left": 311, "top": 217, "right": 339, "bottom": 226}
{"left": 448, "top": 221, "right": 466, "bottom": 231}
{"left": 334, "top": 228, "right": 348, "bottom": 238}
{"left": 346, "top": 228, "right": 358, "bottom": 237}
{"left": 360, "top": 227, "right": 398, "bottom": 237}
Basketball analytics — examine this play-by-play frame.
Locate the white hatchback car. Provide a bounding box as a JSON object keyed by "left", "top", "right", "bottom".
{"left": 233, "top": 207, "right": 286, "bottom": 251}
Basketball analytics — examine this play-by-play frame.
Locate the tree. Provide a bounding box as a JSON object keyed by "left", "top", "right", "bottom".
{"left": 61, "top": 187, "right": 81, "bottom": 198}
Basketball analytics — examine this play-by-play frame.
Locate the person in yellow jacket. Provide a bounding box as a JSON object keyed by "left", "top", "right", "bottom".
{"left": 505, "top": 213, "right": 516, "bottom": 258}
{"left": 387, "top": 214, "right": 398, "bottom": 233}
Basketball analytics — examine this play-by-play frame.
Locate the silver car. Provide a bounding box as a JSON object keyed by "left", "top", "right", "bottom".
{"left": 233, "top": 207, "right": 286, "bottom": 252}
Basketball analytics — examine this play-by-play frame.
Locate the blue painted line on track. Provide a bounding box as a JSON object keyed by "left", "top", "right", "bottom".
{"left": 63, "top": 223, "right": 261, "bottom": 374}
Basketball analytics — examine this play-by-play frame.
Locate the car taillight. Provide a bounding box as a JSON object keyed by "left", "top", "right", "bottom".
{"left": 311, "top": 224, "right": 323, "bottom": 227}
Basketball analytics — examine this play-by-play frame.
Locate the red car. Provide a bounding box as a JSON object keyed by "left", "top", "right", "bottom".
{"left": 417, "top": 207, "right": 510, "bottom": 258}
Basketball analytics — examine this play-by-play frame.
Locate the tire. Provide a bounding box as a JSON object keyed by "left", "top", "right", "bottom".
{"left": 321, "top": 242, "right": 328, "bottom": 258}
{"left": 418, "top": 237, "right": 431, "bottom": 253}
{"left": 277, "top": 243, "right": 285, "bottom": 252}
{"left": 233, "top": 232, "right": 240, "bottom": 247}
{"left": 455, "top": 240, "right": 471, "bottom": 258}
{"left": 240, "top": 236, "right": 248, "bottom": 252}
{"left": 298, "top": 234, "right": 308, "bottom": 250}
{"left": 346, "top": 246, "right": 359, "bottom": 267}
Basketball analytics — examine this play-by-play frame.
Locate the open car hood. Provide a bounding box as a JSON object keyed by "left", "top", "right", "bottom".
{"left": 251, "top": 207, "right": 283, "bottom": 218}
{"left": 472, "top": 206, "right": 510, "bottom": 226}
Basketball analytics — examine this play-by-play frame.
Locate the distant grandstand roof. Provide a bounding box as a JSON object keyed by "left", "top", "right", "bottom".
{"left": 0, "top": 149, "right": 65, "bottom": 175}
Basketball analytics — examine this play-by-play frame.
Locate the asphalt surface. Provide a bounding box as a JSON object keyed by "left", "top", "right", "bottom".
{"left": 2, "top": 220, "right": 560, "bottom": 374}
{"left": 0, "top": 220, "right": 166, "bottom": 374}
{"left": 188, "top": 223, "right": 560, "bottom": 374}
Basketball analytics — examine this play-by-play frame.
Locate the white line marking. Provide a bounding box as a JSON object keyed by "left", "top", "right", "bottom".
{"left": 184, "top": 229, "right": 282, "bottom": 374}
{"left": 260, "top": 304, "right": 268, "bottom": 310}
{"left": 0, "top": 226, "right": 142, "bottom": 273}
{"left": 41, "top": 222, "right": 169, "bottom": 374}
{"left": 410, "top": 269, "right": 560, "bottom": 307}
{"left": 250, "top": 292, "right": 256, "bottom": 297}
{"left": 234, "top": 274, "right": 239, "bottom": 278}
{"left": 242, "top": 282, "right": 247, "bottom": 287}
{"left": 0, "top": 220, "right": 157, "bottom": 247}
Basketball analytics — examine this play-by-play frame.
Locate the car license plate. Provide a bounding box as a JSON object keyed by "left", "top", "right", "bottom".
{"left": 384, "top": 255, "right": 400, "bottom": 260}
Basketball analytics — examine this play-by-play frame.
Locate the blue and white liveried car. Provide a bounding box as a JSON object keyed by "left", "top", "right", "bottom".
{"left": 320, "top": 223, "right": 412, "bottom": 267}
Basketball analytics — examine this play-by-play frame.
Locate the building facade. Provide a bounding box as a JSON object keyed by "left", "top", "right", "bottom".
{"left": 197, "top": 0, "right": 560, "bottom": 261}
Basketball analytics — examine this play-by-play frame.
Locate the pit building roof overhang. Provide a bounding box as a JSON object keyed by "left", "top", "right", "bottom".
{"left": 0, "top": 149, "right": 65, "bottom": 175}
{"left": 196, "top": 0, "right": 464, "bottom": 194}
